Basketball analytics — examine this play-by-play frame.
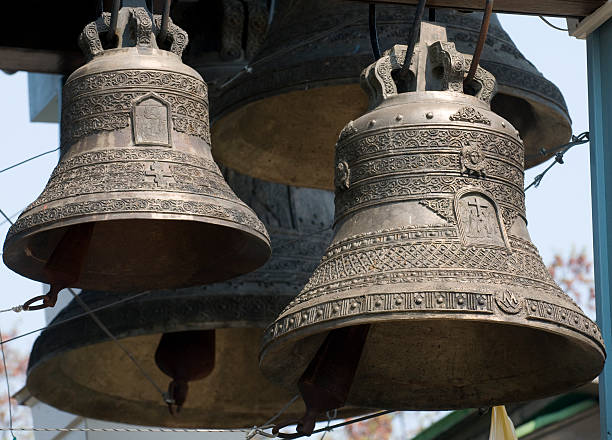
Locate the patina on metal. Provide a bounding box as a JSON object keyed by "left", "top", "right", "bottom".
{"left": 211, "top": 0, "right": 572, "bottom": 189}
{"left": 260, "top": 23, "right": 605, "bottom": 418}
{"left": 25, "top": 171, "right": 366, "bottom": 428}
{"left": 2, "top": 2, "right": 271, "bottom": 293}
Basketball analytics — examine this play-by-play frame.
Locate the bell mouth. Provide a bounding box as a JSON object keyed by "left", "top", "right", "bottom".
{"left": 27, "top": 327, "right": 365, "bottom": 428}
{"left": 3, "top": 216, "right": 270, "bottom": 292}
{"left": 260, "top": 317, "right": 605, "bottom": 410}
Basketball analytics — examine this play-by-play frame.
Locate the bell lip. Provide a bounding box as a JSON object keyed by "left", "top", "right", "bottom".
{"left": 2, "top": 211, "right": 271, "bottom": 291}
{"left": 259, "top": 314, "right": 605, "bottom": 409}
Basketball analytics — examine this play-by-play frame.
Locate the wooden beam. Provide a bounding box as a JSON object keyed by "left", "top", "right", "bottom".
{"left": 0, "top": 47, "right": 83, "bottom": 75}
{"left": 345, "top": 0, "right": 605, "bottom": 17}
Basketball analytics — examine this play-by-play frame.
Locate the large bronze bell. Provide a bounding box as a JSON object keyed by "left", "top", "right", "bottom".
{"left": 25, "top": 171, "right": 365, "bottom": 428}
{"left": 212, "top": 0, "right": 571, "bottom": 189}
{"left": 259, "top": 24, "right": 605, "bottom": 426}
{"left": 2, "top": 3, "right": 270, "bottom": 293}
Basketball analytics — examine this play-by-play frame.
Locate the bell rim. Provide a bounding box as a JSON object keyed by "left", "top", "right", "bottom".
{"left": 3, "top": 212, "right": 271, "bottom": 291}
{"left": 259, "top": 313, "right": 605, "bottom": 410}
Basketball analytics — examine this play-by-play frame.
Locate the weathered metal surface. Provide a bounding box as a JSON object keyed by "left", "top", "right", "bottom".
{"left": 2, "top": 4, "right": 270, "bottom": 292}
{"left": 211, "top": 1, "right": 571, "bottom": 190}
{"left": 260, "top": 25, "right": 605, "bottom": 411}
{"left": 346, "top": 0, "right": 604, "bottom": 17}
{"left": 24, "top": 171, "right": 365, "bottom": 429}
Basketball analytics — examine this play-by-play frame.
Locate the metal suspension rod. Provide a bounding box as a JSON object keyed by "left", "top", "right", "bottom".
{"left": 107, "top": 0, "right": 121, "bottom": 43}
{"left": 465, "top": 0, "right": 494, "bottom": 84}
{"left": 369, "top": 4, "right": 381, "bottom": 60}
{"left": 400, "top": 0, "right": 427, "bottom": 78}
{"left": 158, "top": 0, "right": 172, "bottom": 43}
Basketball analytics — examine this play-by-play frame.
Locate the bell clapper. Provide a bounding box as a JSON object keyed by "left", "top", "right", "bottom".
{"left": 155, "top": 330, "right": 216, "bottom": 415}
{"left": 275, "top": 325, "right": 370, "bottom": 437}
{"left": 23, "top": 223, "right": 95, "bottom": 311}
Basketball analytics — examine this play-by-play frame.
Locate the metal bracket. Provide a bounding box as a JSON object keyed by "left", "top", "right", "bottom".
{"left": 567, "top": 0, "right": 612, "bottom": 39}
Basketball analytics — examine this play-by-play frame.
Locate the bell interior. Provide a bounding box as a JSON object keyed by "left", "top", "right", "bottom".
{"left": 212, "top": 84, "right": 368, "bottom": 190}
{"left": 9, "top": 218, "right": 270, "bottom": 292}
{"left": 263, "top": 319, "right": 605, "bottom": 410}
{"left": 29, "top": 328, "right": 305, "bottom": 428}
{"left": 212, "top": 84, "right": 568, "bottom": 190}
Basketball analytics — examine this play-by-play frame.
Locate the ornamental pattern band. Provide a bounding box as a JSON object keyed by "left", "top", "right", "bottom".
{"left": 62, "top": 70, "right": 210, "bottom": 145}
{"left": 264, "top": 291, "right": 602, "bottom": 348}
{"left": 7, "top": 198, "right": 268, "bottom": 239}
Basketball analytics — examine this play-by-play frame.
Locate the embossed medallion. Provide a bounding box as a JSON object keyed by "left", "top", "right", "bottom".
{"left": 133, "top": 94, "right": 172, "bottom": 146}
{"left": 461, "top": 142, "right": 487, "bottom": 175}
{"left": 455, "top": 190, "right": 509, "bottom": 249}
{"left": 496, "top": 290, "right": 522, "bottom": 314}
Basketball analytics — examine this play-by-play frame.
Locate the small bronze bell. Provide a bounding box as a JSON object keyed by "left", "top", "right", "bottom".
{"left": 259, "top": 24, "right": 605, "bottom": 429}
{"left": 2, "top": 3, "right": 270, "bottom": 294}
{"left": 25, "top": 171, "right": 365, "bottom": 428}
{"left": 211, "top": 0, "right": 571, "bottom": 190}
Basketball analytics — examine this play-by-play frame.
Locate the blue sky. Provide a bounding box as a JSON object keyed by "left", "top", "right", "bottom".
{"left": 0, "top": 12, "right": 595, "bottom": 399}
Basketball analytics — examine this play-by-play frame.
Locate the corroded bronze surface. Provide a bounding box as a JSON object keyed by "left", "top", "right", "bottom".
{"left": 25, "top": 172, "right": 369, "bottom": 428}
{"left": 2, "top": 4, "right": 270, "bottom": 292}
{"left": 259, "top": 27, "right": 605, "bottom": 411}
{"left": 211, "top": 1, "right": 571, "bottom": 189}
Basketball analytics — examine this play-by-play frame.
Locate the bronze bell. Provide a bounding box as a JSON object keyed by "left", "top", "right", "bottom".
{"left": 25, "top": 171, "right": 365, "bottom": 428}
{"left": 259, "top": 24, "right": 605, "bottom": 429}
{"left": 211, "top": 0, "right": 571, "bottom": 189}
{"left": 2, "top": 3, "right": 270, "bottom": 294}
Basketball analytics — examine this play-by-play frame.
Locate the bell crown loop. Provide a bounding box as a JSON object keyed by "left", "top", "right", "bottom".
{"left": 361, "top": 22, "right": 497, "bottom": 110}
{"left": 79, "top": 3, "right": 188, "bottom": 61}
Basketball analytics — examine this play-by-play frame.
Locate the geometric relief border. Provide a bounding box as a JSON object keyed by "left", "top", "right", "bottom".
{"left": 8, "top": 197, "right": 268, "bottom": 238}
{"left": 526, "top": 298, "right": 603, "bottom": 346}
{"left": 267, "top": 291, "right": 494, "bottom": 341}
{"left": 265, "top": 291, "right": 602, "bottom": 350}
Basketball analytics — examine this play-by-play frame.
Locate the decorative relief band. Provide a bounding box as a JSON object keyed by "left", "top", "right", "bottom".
{"left": 29, "top": 162, "right": 236, "bottom": 209}
{"left": 267, "top": 291, "right": 495, "bottom": 341}
{"left": 335, "top": 175, "right": 525, "bottom": 221}
{"left": 336, "top": 128, "right": 524, "bottom": 169}
{"left": 286, "top": 231, "right": 558, "bottom": 310}
{"left": 344, "top": 152, "right": 523, "bottom": 190}
{"left": 62, "top": 86, "right": 211, "bottom": 145}
{"left": 8, "top": 198, "right": 268, "bottom": 239}
{"left": 63, "top": 91, "right": 208, "bottom": 123}
{"left": 51, "top": 149, "right": 218, "bottom": 177}
{"left": 265, "top": 291, "right": 601, "bottom": 348}
{"left": 26, "top": 148, "right": 239, "bottom": 210}
{"left": 526, "top": 298, "right": 603, "bottom": 346}
{"left": 64, "top": 70, "right": 207, "bottom": 101}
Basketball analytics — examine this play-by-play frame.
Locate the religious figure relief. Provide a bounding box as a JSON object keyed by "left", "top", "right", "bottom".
{"left": 461, "top": 142, "right": 487, "bottom": 176}
{"left": 132, "top": 94, "right": 172, "bottom": 147}
{"left": 455, "top": 190, "right": 508, "bottom": 249}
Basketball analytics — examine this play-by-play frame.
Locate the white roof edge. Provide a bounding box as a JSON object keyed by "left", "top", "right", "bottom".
{"left": 568, "top": 1, "right": 612, "bottom": 39}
